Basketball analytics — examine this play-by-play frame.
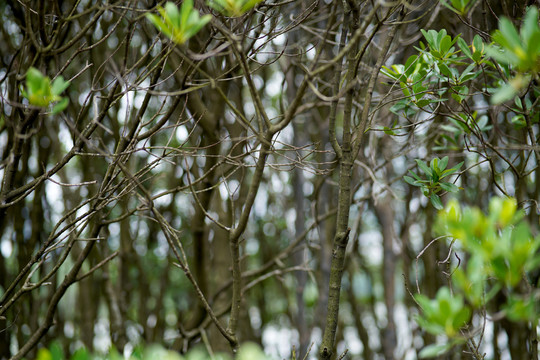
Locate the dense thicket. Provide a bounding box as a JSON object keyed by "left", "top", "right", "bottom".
{"left": 0, "top": 0, "right": 538, "bottom": 359}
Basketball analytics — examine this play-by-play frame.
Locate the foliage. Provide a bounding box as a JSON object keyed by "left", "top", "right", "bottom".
{"left": 487, "top": 6, "right": 540, "bottom": 103}
{"left": 146, "top": 1, "right": 211, "bottom": 45}
{"left": 439, "top": 0, "right": 478, "bottom": 16}
{"left": 415, "top": 287, "right": 471, "bottom": 337}
{"left": 20, "top": 67, "right": 70, "bottom": 114}
{"left": 382, "top": 7, "right": 540, "bottom": 110}
{"left": 403, "top": 156, "right": 463, "bottom": 209}
{"left": 1, "top": 0, "right": 540, "bottom": 359}
{"left": 414, "top": 197, "right": 540, "bottom": 357}
{"left": 381, "top": 28, "right": 482, "bottom": 112}
{"left": 439, "top": 197, "right": 540, "bottom": 292}
{"left": 435, "top": 111, "right": 491, "bottom": 151}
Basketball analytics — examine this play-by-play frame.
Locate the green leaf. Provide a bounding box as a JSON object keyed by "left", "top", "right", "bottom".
{"left": 49, "top": 342, "right": 64, "bottom": 360}
{"left": 381, "top": 65, "right": 403, "bottom": 81}
{"left": 180, "top": 0, "right": 194, "bottom": 29}
{"left": 439, "top": 34, "right": 452, "bottom": 55}
{"left": 71, "top": 348, "right": 89, "bottom": 360}
{"left": 505, "top": 295, "right": 536, "bottom": 322}
{"left": 438, "top": 63, "right": 454, "bottom": 79}
{"left": 430, "top": 194, "right": 443, "bottom": 210}
{"left": 383, "top": 126, "right": 396, "bottom": 135}
{"left": 23, "top": 67, "right": 65, "bottom": 107}
{"left": 107, "top": 346, "right": 123, "bottom": 360}
{"left": 441, "top": 161, "right": 463, "bottom": 177}
{"left": 472, "top": 35, "right": 483, "bottom": 54}
{"left": 498, "top": 17, "right": 522, "bottom": 51}
{"left": 183, "top": 14, "right": 212, "bottom": 39}
{"left": 145, "top": 13, "right": 171, "bottom": 38}
{"left": 452, "top": 307, "right": 471, "bottom": 329}
{"left": 416, "top": 159, "right": 433, "bottom": 177}
{"left": 26, "top": 67, "right": 46, "bottom": 94}
{"left": 439, "top": 156, "right": 449, "bottom": 171}
{"left": 414, "top": 293, "right": 434, "bottom": 313}
{"left": 52, "top": 98, "right": 69, "bottom": 114}
{"left": 459, "top": 63, "right": 478, "bottom": 82}
{"left": 404, "top": 175, "right": 419, "bottom": 186}
{"left": 440, "top": 182, "right": 459, "bottom": 193}
{"left": 407, "top": 170, "right": 422, "bottom": 181}
{"left": 416, "top": 99, "right": 432, "bottom": 108}
{"left": 485, "top": 43, "right": 520, "bottom": 66}
{"left": 36, "top": 348, "right": 53, "bottom": 360}
{"left": 146, "top": 1, "right": 210, "bottom": 44}
{"left": 51, "top": 76, "right": 70, "bottom": 95}
{"left": 430, "top": 157, "right": 439, "bottom": 172}
{"left": 240, "top": 0, "right": 263, "bottom": 13}
{"left": 458, "top": 37, "right": 472, "bottom": 59}
{"left": 165, "top": 1, "right": 182, "bottom": 29}
{"left": 521, "top": 6, "right": 539, "bottom": 47}
{"left": 404, "top": 55, "right": 420, "bottom": 75}
{"left": 511, "top": 114, "right": 527, "bottom": 129}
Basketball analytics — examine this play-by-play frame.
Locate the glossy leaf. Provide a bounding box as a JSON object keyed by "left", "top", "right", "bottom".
{"left": 430, "top": 194, "right": 443, "bottom": 210}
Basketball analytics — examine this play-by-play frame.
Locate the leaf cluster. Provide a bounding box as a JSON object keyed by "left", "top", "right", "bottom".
{"left": 404, "top": 156, "right": 463, "bottom": 209}
{"left": 438, "top": 198, "right": 540, "bottom": 291}
{"left": 146, "top": 0, "right": 264, "bottom": 45}
{"left": 415, "top": 198, "right": 540, "bottom": 357}
{"left": 380, "top": 7, "right": 540, "bottom": 118}
{"left": 487, "top": 6, "right": 540, "bottom": 103}
{"left": 415, "top": 287, "right": 470, "bottom": 338}
{"left": 145, "top": 1, "right": 212, "bottom": 45}
{"left": 435, "top": 112, "right": 491, "bottom": 151}
{"left": 20, "top": 67, "right": 70, "bottom": 114}
{"left": 381, "top": 29, "right": 487, "bottom": 115}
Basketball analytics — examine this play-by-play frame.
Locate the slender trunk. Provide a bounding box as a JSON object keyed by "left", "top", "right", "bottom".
{"left": 319, "top": 147, "right": 353, "bottom": 359}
